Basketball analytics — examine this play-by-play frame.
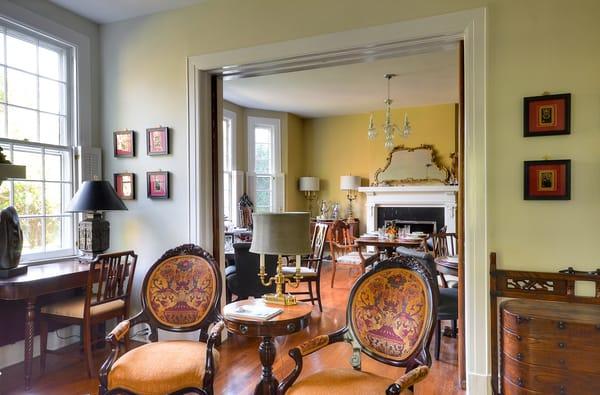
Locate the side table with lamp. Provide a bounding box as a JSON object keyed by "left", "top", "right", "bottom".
{"left": 298, "top": 177, "right": 319, "bottom": 218}
{"left": 340, "top": 175, "right": 361, "bottom": 221}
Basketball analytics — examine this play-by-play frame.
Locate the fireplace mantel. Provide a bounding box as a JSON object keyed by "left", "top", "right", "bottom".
{"left": 358, "top": 184, "right": 459, "bottom": 233}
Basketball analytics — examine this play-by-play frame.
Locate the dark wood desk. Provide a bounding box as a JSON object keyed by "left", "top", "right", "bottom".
{"left": 0, "top": 259, "right": 90, "bottom": 389}
{"left": 223, "top": 299, "right": 312, "bottom": 395}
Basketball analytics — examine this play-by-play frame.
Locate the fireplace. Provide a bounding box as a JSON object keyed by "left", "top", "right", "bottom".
{"left": 358, "top": 185, "right": 459, "bottom": 234}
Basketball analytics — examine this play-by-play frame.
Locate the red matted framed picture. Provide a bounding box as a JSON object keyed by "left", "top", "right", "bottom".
{"left": 146, "top": 127, "right": 169, "bottom": 155}
{"left": 523, "top": 93, "right": 571, "bottom": 137}
{"left": 524, "top": 159, "right": 571, "bottom": 200}
{"left": 113, "top": 130, "right": 135, "bottom": 157}
{"left": 114, "top": 173, "right": 135, "bottom": 200}
{"left": 147, "top": 171, "right": 170, "bottom": 199}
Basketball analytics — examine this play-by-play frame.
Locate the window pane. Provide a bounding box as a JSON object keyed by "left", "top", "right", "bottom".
{"left": 0, "top": 30, "right": 5, "bottom": 64}
{"left": 39, "top": 45, "right": 63, "bottom": 81}
{"left": 44, "top": 151, "right": 63, "bottom": 181}
{"left": 7, "top": 106, "right": 37, "bottom": 141}
{"left": 0, "top": 67, "right": 5, "bottom": 103}
{"left": 39, "top": 112, "right": 60, "bottom": 144}
{"left": 256, "top": 190, "right": 271, "bottom": 208}
{"left": 13, "top": 148, "right": 42, "bottom": 180}
{"left": 256, "top": 176, "right": 271, "bottom": 191}
{"left": 6, "top": 32, "right": 37, "bottom": 73}
{"left": 0, "top": 105, "right": 5, "bottom": 137}
{"left": 0, "top": 181, "right": 10, "bottom": 208}
{"left": 21, "top": 217, "right": 43, "bottom": 252}
{"left": 7, "top": 68, "right": 37, "bottom": 109}
{"left": 255, "top": 127, "right": 271, "bottom": 144}
{"left": 255, "top": 144, "right": 271, "bottom": 173}
{"left": 45, "top": 183, "right": 61, "bottom": 215}
{"left": 39, "top": 78, "right": 65, "bottom": 114}
{"left": 14, "top": 181, "right": 43, "bottom": 215}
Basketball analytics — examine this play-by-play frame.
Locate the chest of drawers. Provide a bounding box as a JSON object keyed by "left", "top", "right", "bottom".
{"left": 500, "top": 299, "right": 600, "bottom": 395}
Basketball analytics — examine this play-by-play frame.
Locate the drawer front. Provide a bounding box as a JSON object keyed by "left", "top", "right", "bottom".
{"left": 503, "top": 355, "right": 600, "bottom": 394}
{"left": 502, "top": 379, "right": 544, "bottom": 395}
{"left": 502, "top": 329, "right": 600, "bottom": 373}
{"left": 502, "top": 309, "right": 600, "bottom": 340}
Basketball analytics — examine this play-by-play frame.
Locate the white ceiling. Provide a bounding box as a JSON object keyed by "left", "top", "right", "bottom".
{"left": 49, "top": 0, "right": 206, "bottom": 24}
{"left": 223, "top": 49, "right": 458, "bottom": 119}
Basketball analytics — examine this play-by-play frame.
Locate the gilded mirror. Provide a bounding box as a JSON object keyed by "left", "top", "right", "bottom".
{"left": 372, "top": 144, "right": 452, "bottom": 186}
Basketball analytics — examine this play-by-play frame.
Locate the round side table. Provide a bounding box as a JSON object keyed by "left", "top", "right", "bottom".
{"left": 223, "top": 299, "right": 312, "bottom": 395}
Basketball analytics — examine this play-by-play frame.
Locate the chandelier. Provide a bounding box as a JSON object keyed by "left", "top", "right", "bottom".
{"left": 367, "top": 73, "right": 411, "bottom": 150}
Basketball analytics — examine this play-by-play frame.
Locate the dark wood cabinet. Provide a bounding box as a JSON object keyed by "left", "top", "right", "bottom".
{"left": 500, "top": 299, "right": 600, "bottom": 395}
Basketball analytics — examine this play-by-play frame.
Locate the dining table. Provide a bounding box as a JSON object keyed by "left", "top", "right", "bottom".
{"left": 434, "top": 255, "right": 459, "bottom": 277}
{"left": 355, "top": 235, "right": 426, "bottom": 256}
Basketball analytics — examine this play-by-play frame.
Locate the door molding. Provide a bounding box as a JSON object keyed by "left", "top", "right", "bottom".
{"left": 187, "top": 8, "right": 488, "bottom": 394}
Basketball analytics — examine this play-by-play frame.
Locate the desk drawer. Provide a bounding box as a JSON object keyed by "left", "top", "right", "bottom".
{"left": 502, "top": 309, "right": 600, "bottom": 340}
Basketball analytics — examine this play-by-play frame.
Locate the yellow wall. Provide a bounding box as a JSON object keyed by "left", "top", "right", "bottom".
{"left": 303, "top": 104, "right": 456, "bottom": 231}
{"left": 286, "top": 113, "right": 306, "bottom": 211}
{"left": 101, "top": 0, "right": 600, "bottom": 285}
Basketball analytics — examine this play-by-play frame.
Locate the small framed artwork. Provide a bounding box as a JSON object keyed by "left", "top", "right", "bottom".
{"left": 147, "top": 171, "right": 170, "bottom": 199}
{"left": 146, "top": 127, "right": 169, "bottom": 155}
{"left": 113, "top": 130, "right": 135, "bottom": 157}
{"left": 114, "top": 173, "right": 135, "bottom": 200}
{"left": 523, "top": 93, "right": 571, "bottom": 137}
{"left": 524, "top": 159, "right": 571, "bottom": 200}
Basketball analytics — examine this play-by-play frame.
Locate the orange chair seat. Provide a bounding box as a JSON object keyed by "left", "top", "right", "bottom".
{"left": 108, "top": 340, "right": 219, "bottom": 395}
{"left": 288, "top": 367, "right": 411, "bottom": 395}
{"left": 41, "top": 296, "right": 125, "bottom": 319}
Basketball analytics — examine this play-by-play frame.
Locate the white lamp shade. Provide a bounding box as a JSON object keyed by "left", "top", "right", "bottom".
{"left": 340, "top": 175, "right": 361, "bottom": 190}
{"left": 299, "top": 177, "right": 320, "bottom": 192}
{"left": 250, "top": 212, "right": 311, "bottom": 255}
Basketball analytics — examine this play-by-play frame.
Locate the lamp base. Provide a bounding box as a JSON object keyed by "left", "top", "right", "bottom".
{"left": 0, "top": 265, "right": 27, "bottom": 278}
{"left": 262, "top": 292, "right": 297, "bottom": 305}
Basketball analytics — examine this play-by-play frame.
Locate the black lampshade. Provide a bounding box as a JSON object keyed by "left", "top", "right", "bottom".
{"left": 67, "top": 180, "right": 127, "bottom": 212}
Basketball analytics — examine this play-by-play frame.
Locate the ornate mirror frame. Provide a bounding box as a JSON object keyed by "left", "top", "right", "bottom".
{"left": 372, "top": 144, "right": 454, "bottom": 186}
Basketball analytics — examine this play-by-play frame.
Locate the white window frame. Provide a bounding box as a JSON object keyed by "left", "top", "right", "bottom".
{"left": 0, "top": 17, "right": 77, "bottom": 262}
{"left": 247, "top": 116, "right": 283, "bottom": 212}
{"left": 222, "top": 109, "right": 236, "bottom": 225}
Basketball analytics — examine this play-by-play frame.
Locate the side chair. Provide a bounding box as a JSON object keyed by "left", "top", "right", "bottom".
{"left": 283, "top": 222, "right": 329, "bottom": 311}
{"left": 98, "top": 244, "right": 225, "bottom": 395}
{"left": 329, "top": 220, "right": 378, "bottom": 287}
{"left": 40, "top": 250, "right": 138, "bottom": 378}
{"left": 278, "top": 254, "right": 439, "bottom": 395}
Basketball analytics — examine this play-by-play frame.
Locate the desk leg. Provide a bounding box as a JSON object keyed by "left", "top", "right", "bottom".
{"left": 24, "top": 297, "right": 36, "bottom": 390}
{"left": 254, "top": 336, "right": 277, "bottom": 395}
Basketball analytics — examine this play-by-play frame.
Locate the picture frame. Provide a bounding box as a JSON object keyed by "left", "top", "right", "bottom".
{"left": 523, "top": 93, "right": 571, "bottom": 137}
{"left": 113, "top": 130, "right": 135, "bottom": 157}
{"left": 114, "top": 173, "right": 135, "bottom": 200}
{"left": 147, "top": 171, "right": 170, "bottom": 199}
{"left": 524, "top": 159, "right": 571, "bottom": 200}
{"left": 146, "top": 127, "right": 170, "bottom": 155}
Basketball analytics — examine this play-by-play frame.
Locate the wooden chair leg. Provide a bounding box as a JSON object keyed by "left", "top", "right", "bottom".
{"left": 40, "top": 316, "right": 48, "bottom": 373}
{"left": 316, "top": 276, "right": 323, "bottom": 312}
{"left": 307, "top": 280, "right": 315, "bottom": 305}
{"left": 452, "top": 319, "right": 457, "bottom": 338}
{"left": 82, "top": 320, "right": 94, "bottom": 378}
{"left": 435, "top": 320, "right": 441, "bottom": 360}
{"left": 331, "top": 262, "right": 337, "bottom": 288}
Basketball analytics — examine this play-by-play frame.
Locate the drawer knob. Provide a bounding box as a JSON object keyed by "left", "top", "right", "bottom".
{"left": 516, "top": 335, "right": 522, "bottom": 341}
{"left": 559, "top": 385, "right": 566, "bottom": 395}
{"left": 558, "top": 342, "right": 566, "bottom": 349}
{"left": 240, "top": 324, "right": 248, "bottom": 334}
{"left": 515, "top": 352, "right": 524, "bottom": 361}
{"left": 559, "top": 358, "right": 566, "bottom": 365}
{"left": 286, "top": 323, "right": 296, "bottom": 333}
{"left": 516, "top": 316, "right": 530, "bottom": 324}
{"left": 558, "top": 321, "right": 566, "bottom": 330}
{"left": 516, "top": 377, "right": 524, "bottom": 387}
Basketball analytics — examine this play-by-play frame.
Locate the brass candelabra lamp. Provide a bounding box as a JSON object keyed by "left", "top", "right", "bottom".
{"left": 340, "top": 175, "right": 361, "bottom": 221}
{"left": 250, "top": 212, "right": 311, "bottom": 305}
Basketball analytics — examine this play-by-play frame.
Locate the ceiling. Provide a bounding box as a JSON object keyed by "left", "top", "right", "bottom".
{"left": 49, "top": 0, "right": 206, "bottom": 24}
{"left": 223, "top": 48, "right": 459, "bottom": 119}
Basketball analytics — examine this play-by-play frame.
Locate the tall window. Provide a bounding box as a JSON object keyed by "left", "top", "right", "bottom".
{"left": 247, "top": 116, "right": 282, "bottom": 213}
{"left": 222, "top": 110, "right": 236, "bottom": 224}
{"left": 0, "top": 22, "right": 75, "bottom": 261}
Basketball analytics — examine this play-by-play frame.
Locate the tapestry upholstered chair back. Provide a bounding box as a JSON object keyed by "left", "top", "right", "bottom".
{"left": 279, "top": 255, "right": 438, "bottom": 395}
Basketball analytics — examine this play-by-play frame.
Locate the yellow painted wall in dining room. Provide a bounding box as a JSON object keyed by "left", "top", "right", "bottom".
{"left": 302, "top": 103, "right": 457, "bottom": 232}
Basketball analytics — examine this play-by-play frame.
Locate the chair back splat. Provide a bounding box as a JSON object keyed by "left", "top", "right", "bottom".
{"left": 87, "top": 251, "right": 137, "bottom": 314}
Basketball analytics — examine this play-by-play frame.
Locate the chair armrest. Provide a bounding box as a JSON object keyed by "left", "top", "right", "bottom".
{"left": 277, "top": 328, "right": 347, "bottom": 394}
{"left": 107, "top": 320, "right": 130, "bottom": 344}
{"left": 202, "top": 320, "right": 225, "bottom": 390}
{"left": 386, "top": 366, "right": 430, "bottom": 395}
{"left": 208, "top": 321, "right": 225, "bottom": 344}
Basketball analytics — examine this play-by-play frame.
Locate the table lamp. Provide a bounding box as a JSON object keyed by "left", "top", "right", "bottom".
{"left": 250, "top": 212, "right": 311, "bottom": 305}
{"left": 340, "top": 175, "right": 361, "bottom": 221}
{"left": 67, "top": 180, "right": 127, "bottom": 259}
{"left": 298, "top": 177, "right": 319, "bottom": 217}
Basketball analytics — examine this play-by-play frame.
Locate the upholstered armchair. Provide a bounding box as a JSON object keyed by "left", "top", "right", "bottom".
{"left": 98, "top": 244, "right": 224, "bottom": 395}
{"left": 278, "top": 255, "right": 438, "bottom": 394}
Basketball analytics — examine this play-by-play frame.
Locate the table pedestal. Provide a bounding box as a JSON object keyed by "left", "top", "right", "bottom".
{"left": 255, "top": 336, "right": 277, "bottom": 395}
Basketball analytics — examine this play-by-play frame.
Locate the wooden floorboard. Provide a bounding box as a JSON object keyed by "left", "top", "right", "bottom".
{"left": 2, "top": 262, "right": 464, "bottom": 395}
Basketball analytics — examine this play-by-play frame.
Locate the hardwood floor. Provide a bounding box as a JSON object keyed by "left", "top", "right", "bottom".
{"left": 2, "top": 262, "right": 464, "bottom": 395}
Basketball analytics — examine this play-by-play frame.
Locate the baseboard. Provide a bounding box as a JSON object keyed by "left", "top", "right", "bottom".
{"left": 467, "top": 371, "right": 492, "bottom": 395}
{"left": 0, "top": 325, "right": 80, "bottom": 370}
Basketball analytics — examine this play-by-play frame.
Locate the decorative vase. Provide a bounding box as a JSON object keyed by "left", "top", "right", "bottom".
{"left": 0, "top": 206, "right": 24, "bottom": 270}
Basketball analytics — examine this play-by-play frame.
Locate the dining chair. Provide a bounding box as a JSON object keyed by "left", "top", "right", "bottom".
{"left": 40, "top": 250, "right": 138, "bottom": 378}
{"left": 278, "top": 254, "right": 438, "bottom": 395}
{"left": 396, "top": 247, "right": 457, "bottom": 361}
{"left": 429, "top": 232, "right": 458, "bottom": 288}
{"left": 99, "top": 244, "right": 224, "bottom": 395}
{"left": 282, "top": 222, "right": 329, "bottom": 311}
{"left": 329, "top": 220, "right": 378, "bottom": 287}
